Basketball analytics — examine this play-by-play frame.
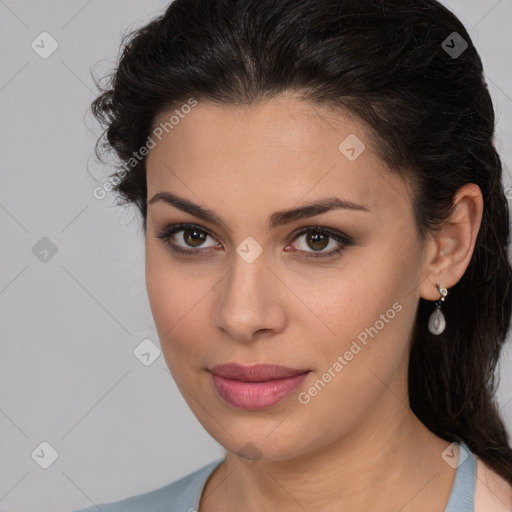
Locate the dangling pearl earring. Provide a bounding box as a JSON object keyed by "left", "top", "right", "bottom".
{"left": 428, "top": 284, "right": 448, "bottom": 335}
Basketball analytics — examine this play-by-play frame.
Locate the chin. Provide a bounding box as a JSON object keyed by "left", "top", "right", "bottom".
{"left": 195, "top": 410, "right": 314, "bottom": 462}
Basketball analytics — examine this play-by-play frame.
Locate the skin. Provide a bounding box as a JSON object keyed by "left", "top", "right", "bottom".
{"left": 144, "top": 93, "right": 483, "bottom": 511}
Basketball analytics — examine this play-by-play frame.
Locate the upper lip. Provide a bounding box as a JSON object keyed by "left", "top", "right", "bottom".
{"left": 209, "top": 363, "right": 310, "bottom": 382}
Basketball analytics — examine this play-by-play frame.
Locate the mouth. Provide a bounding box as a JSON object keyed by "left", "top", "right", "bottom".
{"left": 209, "top": 363, "right": 311, "bottom": 410}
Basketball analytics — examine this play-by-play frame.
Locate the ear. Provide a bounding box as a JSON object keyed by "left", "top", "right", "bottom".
{"left": 419, "top": 183, "right": 484, "bottom": 301}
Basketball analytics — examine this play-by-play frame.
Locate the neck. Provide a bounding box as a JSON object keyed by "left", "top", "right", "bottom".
{"left": 202, "top": 396, "right": 455, "bottom": 512}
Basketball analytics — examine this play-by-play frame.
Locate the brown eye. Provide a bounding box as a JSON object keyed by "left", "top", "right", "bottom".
{"left": 289, "top": 227, "right": 353, "bottom": 259}
{"left": 304, "top": 231, "right": 330, "bottom": 251}
{"left": 156, "top": 223, "right": 354, "bottom": 260}
{"left": 181, "top": 228, "right": 209, "bottom": 248}
{"left": 156, "top": 223, "right": 220, "bottom": 257}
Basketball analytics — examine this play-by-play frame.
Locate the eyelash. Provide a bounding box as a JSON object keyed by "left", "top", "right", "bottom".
{"left": 156, "top": 223, "right": 354, "bottom": 260}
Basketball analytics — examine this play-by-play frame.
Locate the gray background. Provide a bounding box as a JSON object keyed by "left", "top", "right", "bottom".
{"left": 0, "top": 1, "right": 511, "bottom": 510}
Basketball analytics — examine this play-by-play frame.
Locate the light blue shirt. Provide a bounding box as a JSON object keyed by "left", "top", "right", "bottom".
{"left": 72, "top": 439, "right": 475, "bottom": 511}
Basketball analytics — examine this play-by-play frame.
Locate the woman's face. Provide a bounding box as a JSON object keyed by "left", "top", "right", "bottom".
{"left": 145, "top": 94, "right": 429, "bottom": 461}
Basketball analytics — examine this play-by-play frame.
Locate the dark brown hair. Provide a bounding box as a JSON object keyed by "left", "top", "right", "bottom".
{"left": 90, "top": 0, "right": 512, "bottom": 484}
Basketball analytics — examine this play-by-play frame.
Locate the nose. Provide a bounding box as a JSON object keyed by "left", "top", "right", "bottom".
{"left": 213, "top": 252, "right": 287, "bottom": 342}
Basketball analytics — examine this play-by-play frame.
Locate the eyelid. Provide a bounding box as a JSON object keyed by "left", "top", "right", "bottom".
{"left": 290, "top": 225, "right": 353, "bottom": 245}
{"left": 156, "top": 223, "right": 219, "bottom": 255}
{"left": 155, "top": 222, "right": 354, "bottom": 259}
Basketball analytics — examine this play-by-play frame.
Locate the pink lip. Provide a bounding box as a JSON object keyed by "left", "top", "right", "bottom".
{"left": 209, "top": 363, "right": 310, "bottom": 410}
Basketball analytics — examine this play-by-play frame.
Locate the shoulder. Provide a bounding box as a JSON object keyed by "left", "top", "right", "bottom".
{"left": 474, "top": 456, "right": 512, "bottom": 512}
{"left": 70, "top": 458, "right": 224, "bottom": 512}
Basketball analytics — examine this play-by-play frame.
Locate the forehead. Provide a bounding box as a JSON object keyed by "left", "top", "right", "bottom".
{"left": 145, "top": 95, "right": 412, "bottom": 222}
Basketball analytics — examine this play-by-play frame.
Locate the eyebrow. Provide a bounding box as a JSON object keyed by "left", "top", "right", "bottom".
{"left": 148, "top": 191, "right": 370, "bottom": 230}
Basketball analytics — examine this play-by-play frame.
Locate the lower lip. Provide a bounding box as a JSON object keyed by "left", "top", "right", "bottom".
{"left": 210, "top": 372, "right": 310, "bottom": 410}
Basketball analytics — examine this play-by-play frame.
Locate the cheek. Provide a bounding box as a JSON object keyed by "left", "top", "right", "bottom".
{"left": 308, "top": 255, "right": 406, "bottom": 343}
{"left": 145, "top": 239, "right": 188, "bottom": 325}
{"left": 145, "top": 247, "right": 184, "bottom": 346}
{"left": 145, "top": 246, "right": 214, "bottom": 371}
{"left": 295, "top": 286, "right": 413, "bottom": 441}
{"left": 306, "top": 244, "right": 417, "bottom": 381}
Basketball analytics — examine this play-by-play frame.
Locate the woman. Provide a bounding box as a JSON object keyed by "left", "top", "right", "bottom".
{"left": 77, "top": 0, "right": 512, "bottom": 510}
